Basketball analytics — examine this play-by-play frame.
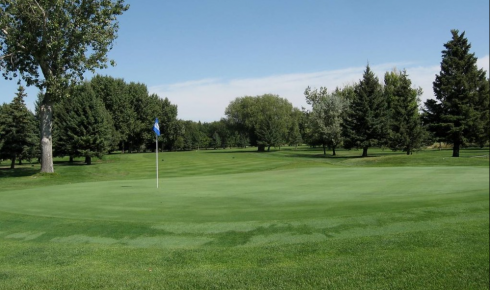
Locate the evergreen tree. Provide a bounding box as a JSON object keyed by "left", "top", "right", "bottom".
{"left": 385, "top": 69, "right": 426, "bottom": 154}
{"left": 343, "top": 65, "right": 389, "bottom": 157}
{"left": 54, "top": 83, "right": 112, "bottom": 165}
{"left": 429, "top": 30, "right": 489, "bottom": 157}
{"left": 0, "top": 86, "right": 37, "bottom": 168}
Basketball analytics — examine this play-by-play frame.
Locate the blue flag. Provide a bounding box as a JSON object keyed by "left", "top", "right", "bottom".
{"left": 153, "top": 118, "right": 160, "bottom": 136}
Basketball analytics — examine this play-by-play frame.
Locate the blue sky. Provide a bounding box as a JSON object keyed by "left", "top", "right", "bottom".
{"left": 1, "top": 0, "right": 489, "bottom": 122}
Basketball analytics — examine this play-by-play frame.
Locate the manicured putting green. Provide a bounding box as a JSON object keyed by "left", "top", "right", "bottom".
{"left": 1, "top": 166, "right": 487, "bottom": 225}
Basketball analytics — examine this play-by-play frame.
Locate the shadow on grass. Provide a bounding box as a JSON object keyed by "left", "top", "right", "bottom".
{"left": 0, "top": 167, "right": 40, "bottom": 178}
{"left": 284, "top": 153, "right": 365, "bottom": 159}
{"left": 201, "top": 149, "right": 265, "bottom": 154}
{"left": 53, "top": 161, "right": 88, "bottom": 167}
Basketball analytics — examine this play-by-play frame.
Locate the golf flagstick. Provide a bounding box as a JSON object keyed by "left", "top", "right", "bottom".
{"left": 153, "top": 118, "right": 161, "bottom": 189}
{"left": 156, "top": 135, "right": 158, "bottom": 188}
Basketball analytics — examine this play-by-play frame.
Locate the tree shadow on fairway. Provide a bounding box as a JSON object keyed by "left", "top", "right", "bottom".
{"left": 202, "top": 149, "right": 266, "bottom": 154}
{"left": 283, "top": 149, "right": 409, "bottom": 160}
{"left": 0, "top": 167, "right": 40, "bottom": 178}
{"left": 53, "top": 161, "right": 88, "bottom": 167}
{"left": 284, "top": 153, "right": 364, "bottom": 159}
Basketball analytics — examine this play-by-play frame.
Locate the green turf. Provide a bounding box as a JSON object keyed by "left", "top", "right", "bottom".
{"left": 0, "top": 147, "right": 488, "bottom": 289}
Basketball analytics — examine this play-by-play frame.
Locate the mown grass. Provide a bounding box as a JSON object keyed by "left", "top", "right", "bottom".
{"left": 0, "top": 147, "right": 488, "bottom": 289}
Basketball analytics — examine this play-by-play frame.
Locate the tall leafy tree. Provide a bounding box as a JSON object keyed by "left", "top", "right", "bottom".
{"left": 125, "top": 82, "right": 151, "bottom": 152}
{"left": 90, "top": 75, "right": 132, "bottom": 152}
{"left": 0, "top": 86, "right": 37, "bottom": 168}
{"left": 54, "top": 83, "right": 112, "bottom": 165}
{"left": 343, "top": 65, "right": 389, "bottom": 157}
{"left": 429, "top": 30, "right": 489, "bottom": 157}
{"left": 385, "top": 69, "right": 426, "bottom": 154}
{"left": 225, "top": 94, "right": 294, "bottom": 152}
{"left": 0, "top": 0, "right": 128, "bottom": 172}
{"left": 146, "top": 94, "right": 178, "bottom": 152}
{"left": 305, "top": 86, "right": 349, "bottom": 156}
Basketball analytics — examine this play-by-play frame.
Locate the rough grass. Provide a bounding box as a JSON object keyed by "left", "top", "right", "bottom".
{"left": 0, "top": 147, "right": 488, "bottom": 289}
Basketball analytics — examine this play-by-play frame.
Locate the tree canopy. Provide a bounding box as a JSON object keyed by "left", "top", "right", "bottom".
{"left": 0, "top": 86, "right": 37, "bottom": 168}
{"left": 305, "top": 86, "right": 349, "bottom": 156}
{"left": 343, "top": 65, "right": 389, "bottom": 157}
{"left": 385, "top": 69, "right": 426, "bottom": 154}
{"left": 225, "top": 94, "right": 295, "bottom": 152}
{"left": 428, "top": 30, "right": 489, "bottom": 157}
{"left": 0, "top": 0, "right": 129, "bottom": 172}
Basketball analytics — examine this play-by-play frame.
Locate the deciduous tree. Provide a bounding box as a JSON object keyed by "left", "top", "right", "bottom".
{"left": 305, "top": 86, "right": 349, "bottom": 156}
{"left": 0, "top": 0, "right": 128, "bottom": 172}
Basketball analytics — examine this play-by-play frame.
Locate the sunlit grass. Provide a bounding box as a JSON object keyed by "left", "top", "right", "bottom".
{"left": 0, "top": 147, "right": 488, "bottom": 289}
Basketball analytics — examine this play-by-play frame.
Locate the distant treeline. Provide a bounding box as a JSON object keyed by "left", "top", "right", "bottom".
{"left": 1, "top": 31, "right": 488, "bottom": 167}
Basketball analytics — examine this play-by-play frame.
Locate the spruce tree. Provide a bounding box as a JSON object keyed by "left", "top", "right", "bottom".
{"left": 54, "top": 83, "right": 112, "bottom": 165}
{"left": 343, "top": 65, "right": 389, "bottom": 157}
{"left": 0, "top": 86, "right": 37, "bottom": 168}
{"left": 385, "top": 69, "right": 426, "bottom": 154}
{"left": 430, "top": 30, "right": 489, "bottom": 157}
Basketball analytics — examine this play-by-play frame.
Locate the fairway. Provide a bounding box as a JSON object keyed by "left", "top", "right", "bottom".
{"left": 0, "top": 148, "right": 489, "bottom": 289}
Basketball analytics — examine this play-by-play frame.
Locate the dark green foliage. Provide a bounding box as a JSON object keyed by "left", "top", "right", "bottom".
{"left": 287, "top": 121, "right": 303, "bottom": 149}
{"left": 90, "top": 75, "right": 131, "bottom": 152}
{"left": 0, "top": 0, "right": 129, "bottom": 173}
{"left": 421, "top": 98, "right": 446, "bottom": 147}
{"left": 385, "top": 69, "right": 427, "bottom": 154}
{"left": 343, "top": 65, "right": 389, "bottom": 156}
{"left": 89, "top": 75, "right": 178, "bottom": 153}
{"left": 429, "top": 30, "right": 490, "bottom": 157}
{"left": 211, "top": 131, "right": 221, "bottom": 149}
{"left": 54, "top": 83, "right": 112, "bottom": 164}
{"left": 225, "top": 94, "right": 295, "bottom": 151}
{"left": 0, "top": 86, "right": 38, "bottom": 168}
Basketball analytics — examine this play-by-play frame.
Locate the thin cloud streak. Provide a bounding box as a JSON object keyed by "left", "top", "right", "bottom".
{"left": 150, "top": 57, "right": 488, "bottom": 122}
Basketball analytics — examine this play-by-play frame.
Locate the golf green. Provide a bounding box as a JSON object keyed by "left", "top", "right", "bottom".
{"left": 1, "top": 166, "right": 487, "bottom": 245}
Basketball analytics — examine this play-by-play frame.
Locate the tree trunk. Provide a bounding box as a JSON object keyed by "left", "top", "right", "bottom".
{"left": 69, "top": 156, "right": 74, "bottom": 163}
{"left": 258, "top": 145, "right": 265, "bottom": 152}
{"left": 323, "top": 144, "right": 327, "bottom": 155}
{"left": 10, "top": 155, "right": 16, "bottom": 169}
{"left": 332, "top": 146, "right": 336, "bottom": 156}
{"left": 267, "top": 145, "right": 271, "bottom": 152}
{"left": 40, "top": 102, "right": 54, "bottom": 173}
{"left": 85, "top": 156, "right": 92, "bottom": 165}
{"left": 452, "top": 141, "right": 460, "bottom": 157}
{"left": 362, "top": 147, "right": 368, "bottom": 157}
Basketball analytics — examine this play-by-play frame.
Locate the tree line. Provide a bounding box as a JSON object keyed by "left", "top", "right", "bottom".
{"left": 1, "top": 30, "right": 489, "bottom": 169}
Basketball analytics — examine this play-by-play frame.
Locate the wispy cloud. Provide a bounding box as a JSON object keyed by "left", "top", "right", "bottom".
{"left": 150, "top": 57, "right": 488, "bottom": 122}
